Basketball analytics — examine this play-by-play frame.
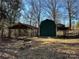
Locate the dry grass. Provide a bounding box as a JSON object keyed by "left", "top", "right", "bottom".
{"left": 0, "top": 37, "right": 79, "bottom": 59}
{"left": 17, "top": 37, "right": 79, "bottom": 59}
{"left": 31, "top": 37, "right": 79, "bottom": 46}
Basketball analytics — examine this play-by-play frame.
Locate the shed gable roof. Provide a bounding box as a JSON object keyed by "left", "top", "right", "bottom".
{"left": 8, "top": 23, "right": 38, "bottom": 29}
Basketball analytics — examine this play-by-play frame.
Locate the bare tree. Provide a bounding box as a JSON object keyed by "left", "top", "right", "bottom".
{"left": 1, "top": 0, "right": 21, "bottom": 38}
{"left": 43, "top": 0, "right": 60, "bottom": 24}
{"left": 43, "top": 0, "right": 61, "bottom": 36}
{"left": 63, "top": 0, "right": 78, "bottom": 29}
{"left": 24, "top": 0, "right": 42, "bottom": 36}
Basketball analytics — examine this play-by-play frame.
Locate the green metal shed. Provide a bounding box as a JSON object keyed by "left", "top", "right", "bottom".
{"left": 40, "top": 19, "right": 56, "bottom": 37}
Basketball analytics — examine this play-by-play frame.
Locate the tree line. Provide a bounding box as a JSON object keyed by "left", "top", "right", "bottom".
{"left": 0, "top": 0, "right": 79, "bottom": 38}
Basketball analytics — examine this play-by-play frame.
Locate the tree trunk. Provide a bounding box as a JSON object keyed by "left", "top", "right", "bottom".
{"left": 1, "top": 28, "right": 4, "bottom": 39}
{"left": 18, "top": 29, "right": 21, "bottom": 36}
{"left": 1, "top": 20, "right": 4, "bottom": 40}
{"left": 37, "top": 14, "right": 40, "bottom": 37}
{"left": 8, "top": 29, "right": 11, "bottom": 38}
{"left": 69, "top": 15, "right": 72, "bottom": 29}
{"left": 53, "top": 12, "right": 57, "bottom": 37}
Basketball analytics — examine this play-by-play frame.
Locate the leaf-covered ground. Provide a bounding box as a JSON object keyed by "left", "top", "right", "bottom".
{"left": 0, "top": 37, "right": 79, "bottom": 59}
